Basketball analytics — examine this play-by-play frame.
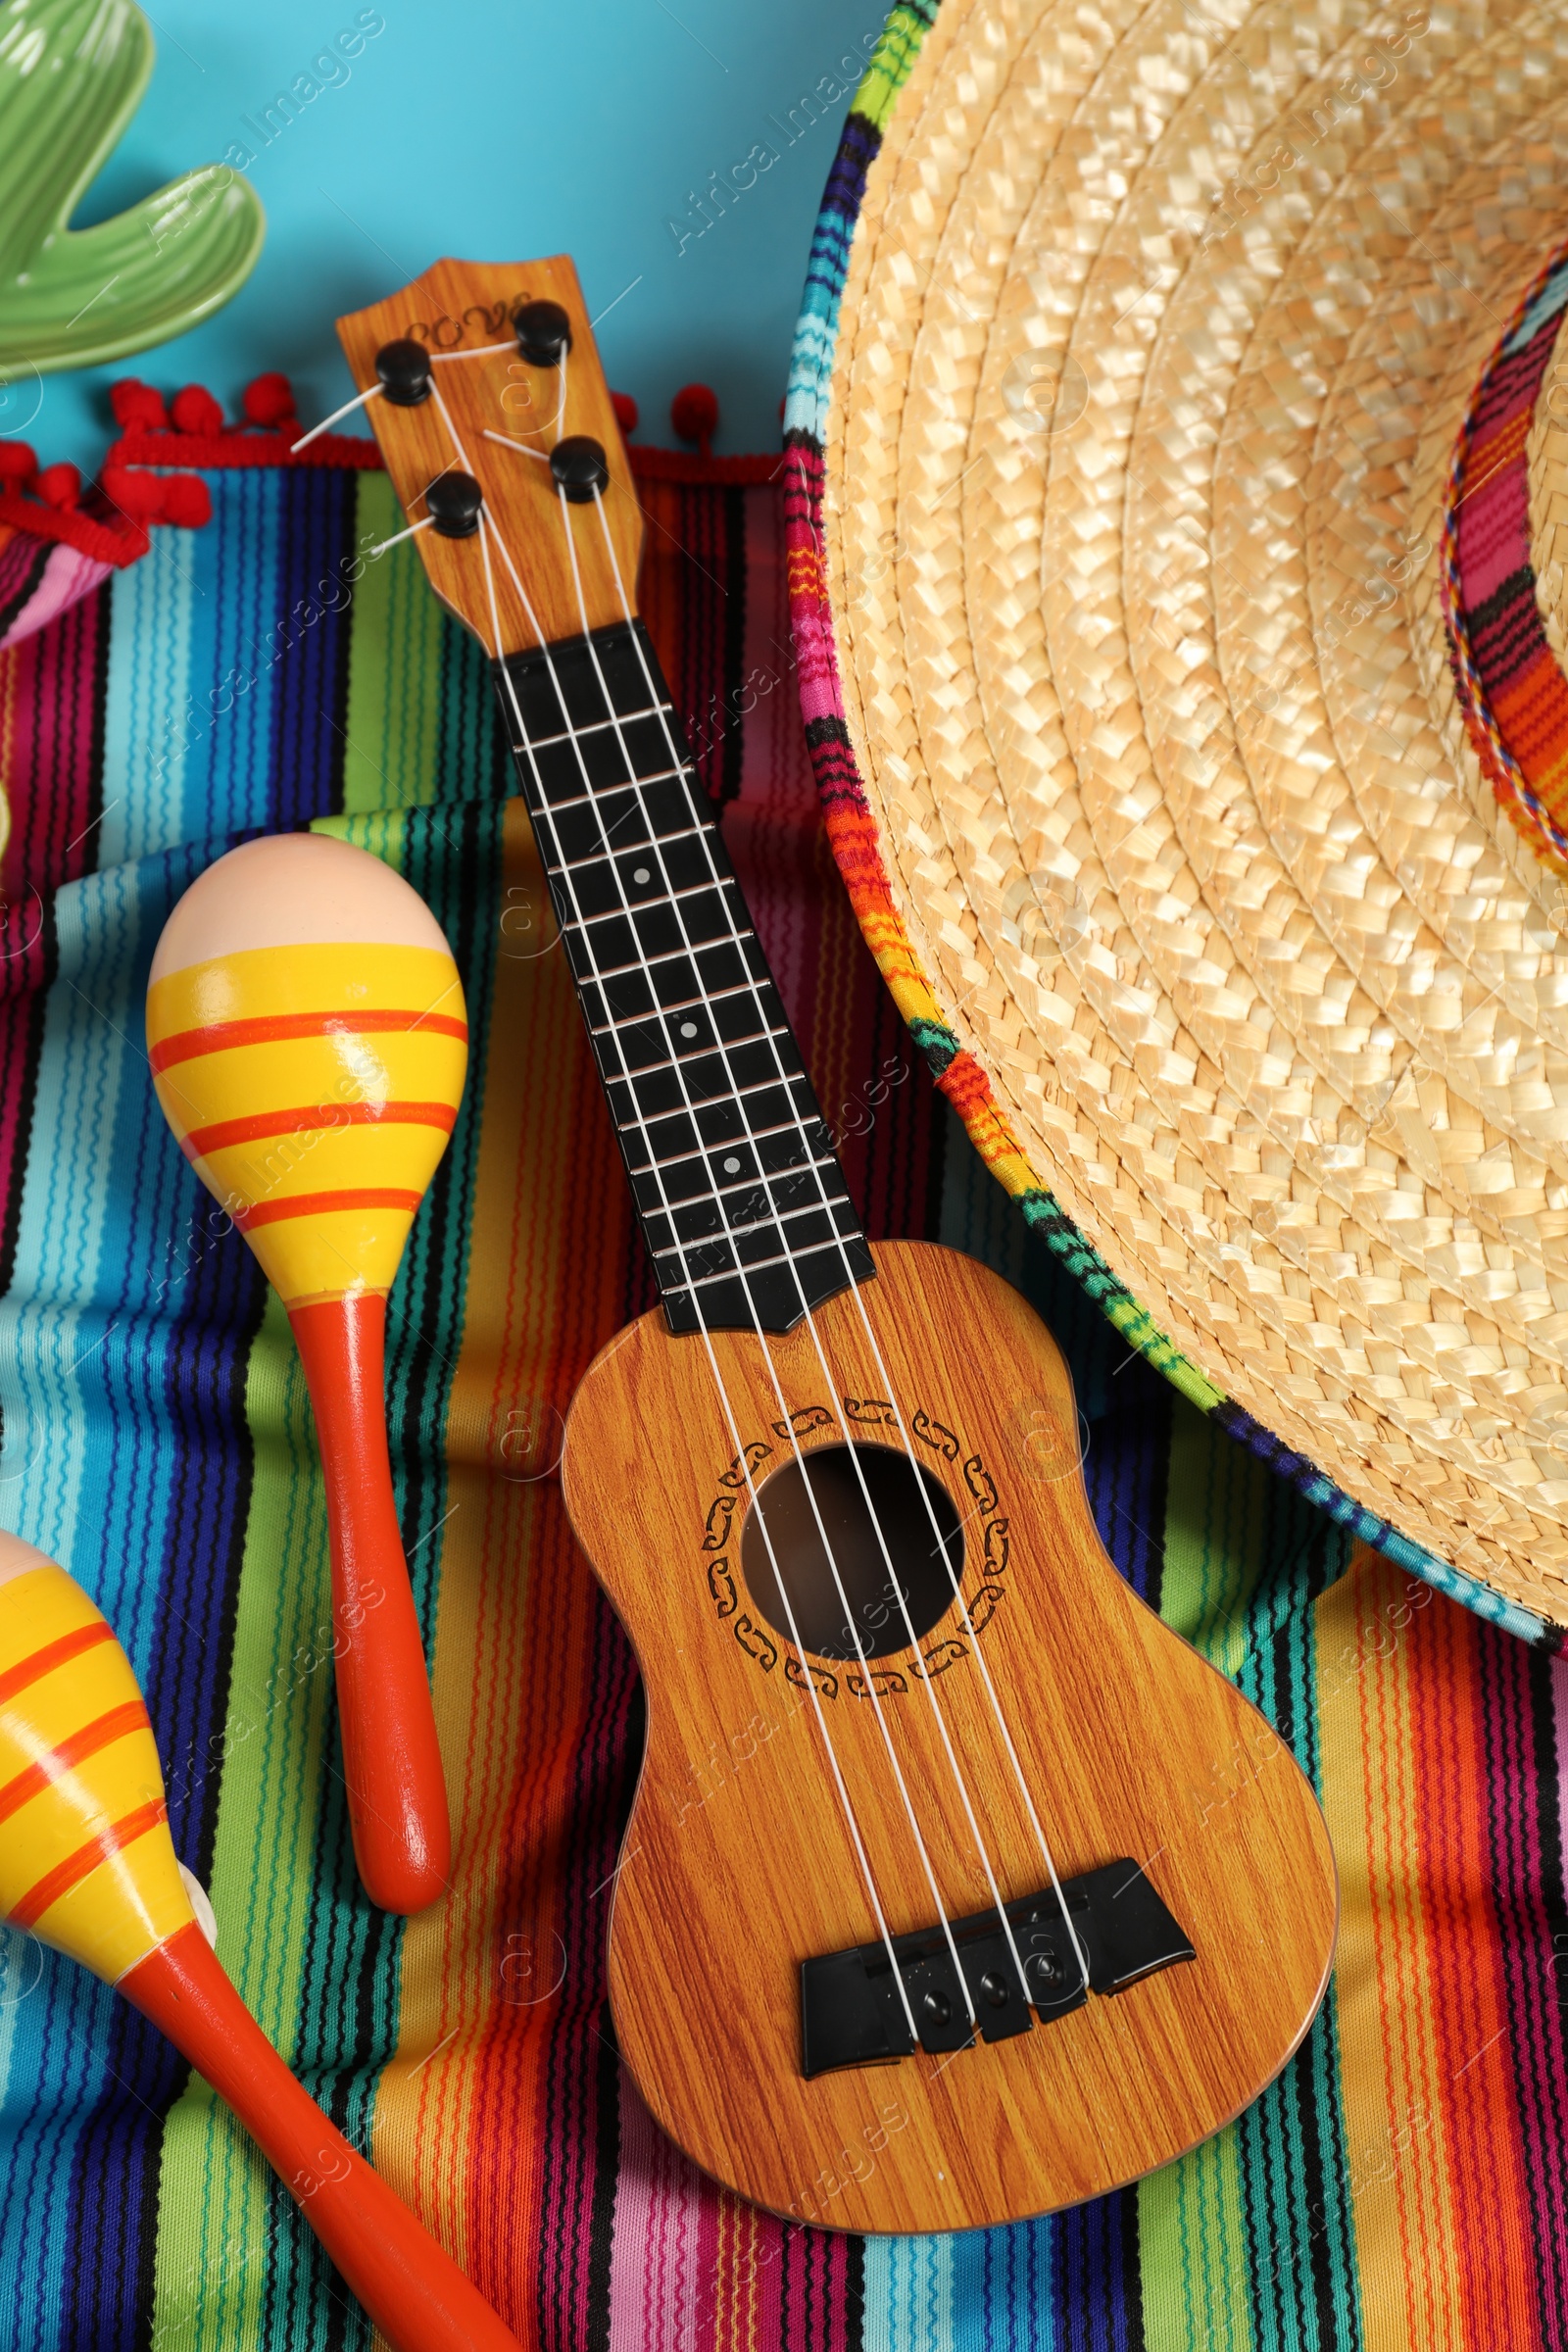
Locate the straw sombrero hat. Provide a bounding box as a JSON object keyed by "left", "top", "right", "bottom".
{"left": 786, "top": 0, "right": 1568, "bottom": 1631}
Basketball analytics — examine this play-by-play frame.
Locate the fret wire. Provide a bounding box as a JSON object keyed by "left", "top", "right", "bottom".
{"left": 643, "top": 1191, "right": 845, "bottom": 1263}
{"left": 521, "top": 714, "right": 832, "bottom": 1213}
{"left": 650, "top": 1201, "right": 854, "bottom": 1270}
{"left": 526, "top": 725, "right": 848, "bottom": 1278}
{"left": 475, "top": 522, "right": 710, "bottom": 1242}
{"left": 599, "top": 1021, "right": 795, "bottom": 1078}
{"left": 497, "top": 625, "right": 866, "bottom": 1310}
{"left": 552, "top": 823, "right": 708, "bottom": 873}
{"left": 708, "top": 1150, "right": 840, "bottom": 1200}
{"left": 509, "top": 689, "right": 763, "bottom": 986}
{"left": 523, "top": 706, "right": 840, "bottom": 1210}
{"left": 605, "top": 1020, "right": 796, "bottom": 1059}
{"left": 529, "top": 552, "right": 859, "bottom": 1324}
{"left": 525, "top": 761, "right": 688, "bottom": 813}
{"left": 545, "top": 567, "right": 878, "bottom": 1318}
{"left": 506, "top": 669, "right": 803, "bottom": 1110}
{"left": 587, "top": 979, "right": 765, "bottom": 1033}
{"left": 511, "top": 701, "right": 671, "bottom": 753}
{"left": 611, "top": 1066, "right": 815, "bottom": 1137}
{"left": 540, "top": 644, "right": 809, "bottom": 1077}
{"left": 582, "top": 932, "right": 758, "bottom": 983}
{"left": 652, "top": 1205, "right": 847, "bottom": 1265}
{"left": 640, "top": 1151, "right": 843, "bottom": 1216}
{"left": 477, "top": 482, "right": 795, "bottom": 1077}
{"left": 521, "top": 733, "right": 832, "bottom": 1195}
{"left": 632, "top": 1110, "right": 831, "bottom": 1175}
{"left": 651, "top": 1193, "right": 858, "bottom": 1264}
{"left": 484, "top": 567, "right": 802, "bottom": 1275}
{"left": 560, "top": 873, "right": 747, "bottom": 925}
{"left": 663, "top": 1242, "right": 847, "bottom": 1297}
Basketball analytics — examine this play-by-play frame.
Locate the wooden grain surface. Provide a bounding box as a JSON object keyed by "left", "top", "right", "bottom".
{"left": 563, "top": 1242, "right": 1338, "bottom": 2231}
{"left": 337, "top": 257, "right": 643, "bottom": 656}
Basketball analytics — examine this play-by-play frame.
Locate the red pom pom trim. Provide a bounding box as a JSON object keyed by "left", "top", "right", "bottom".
{"left": 171, "top": 385, "right": 224, "bottom": 438}
{"left": 110, "top": 381, "right": 169, "bottom": 433}
{"left": 611, "top": 390, "right": 639, "bottom": 435}
{"left": 100, "top": 466, "right": 165, "bottom": 521}
{"left": 242, "top": 372, "right": 295, "bottom": 428}
{"left": 670, "top": 382, "right": 719, "bottom": 455}
{"left": 34, "top": 463, "right": 80, "bottom": 511}
{"left": 158, "top": 475, "right": 211, "bottom": 527}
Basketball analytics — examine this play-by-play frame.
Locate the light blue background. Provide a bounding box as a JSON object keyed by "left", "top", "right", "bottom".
{"left": 16, "top": 0, "right": 883, "bottom": 470}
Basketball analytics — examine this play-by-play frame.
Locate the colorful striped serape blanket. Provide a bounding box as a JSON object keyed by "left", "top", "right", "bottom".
{"left": 0, "top": 418, "right": 1565, "bottom": 2351}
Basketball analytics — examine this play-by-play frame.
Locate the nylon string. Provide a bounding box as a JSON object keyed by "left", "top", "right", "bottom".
{"left": 586, "top": 483, "right": 1091, "bottom": 1994}
{"left": 469, "top": 503, "right": 923, "bottom": 2041}
{"left": 545, "top": 480, "right": 985, "bottom": 2025}
{"left": 413, "top": 351, "right": 1089, "bottom": 2035}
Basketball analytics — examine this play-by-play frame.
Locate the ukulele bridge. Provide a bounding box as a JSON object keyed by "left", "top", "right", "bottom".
{"left": 799, "top": 1859, "right": 1194, "bottom": 2078}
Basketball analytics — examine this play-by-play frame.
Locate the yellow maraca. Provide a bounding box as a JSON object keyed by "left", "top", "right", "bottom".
{"left": 0, "top": 1534, "right": 522, "bottom": 2350}
{"left": 146, "top": 834, "right": 466, "bottom": 1913}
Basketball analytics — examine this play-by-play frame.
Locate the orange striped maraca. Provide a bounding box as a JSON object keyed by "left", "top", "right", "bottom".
{"left": 0, "top": 1533, "right": 521, "bottom": 2351}
{"left": 147, "top": 834, "right": 467, "bottom": 1913}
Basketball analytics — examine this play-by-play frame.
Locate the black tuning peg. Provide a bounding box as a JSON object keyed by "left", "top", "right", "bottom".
{"left": 374, "top": 339, "right": 432, "bottom": 408}
{"left": 513, "top": 300, "right": 572, "bottom": 368}
{"left": 550, "top": 436, "right": 609, "bottom": 504}
{"left": 425, "top": 471, "right": 483, "bottom": 538}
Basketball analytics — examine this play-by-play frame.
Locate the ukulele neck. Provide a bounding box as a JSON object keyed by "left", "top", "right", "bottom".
{"left": 492, "top": 619, "right": 874, "bottom": 1335}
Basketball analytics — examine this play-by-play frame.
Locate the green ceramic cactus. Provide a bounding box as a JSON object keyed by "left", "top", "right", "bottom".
{"left": 0, "top": 0, "right": 265, "bottom": 374}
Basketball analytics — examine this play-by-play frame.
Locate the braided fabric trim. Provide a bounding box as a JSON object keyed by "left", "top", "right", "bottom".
{"left": 1443, "top": 238, "right": 1568, "bottom": 875}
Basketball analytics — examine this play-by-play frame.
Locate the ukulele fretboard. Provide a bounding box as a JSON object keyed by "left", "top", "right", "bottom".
{"left": 496, "top": 622, "right": 875, "bottom": 1335}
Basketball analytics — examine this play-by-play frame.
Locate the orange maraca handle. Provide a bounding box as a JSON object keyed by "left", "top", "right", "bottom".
{"left": 288, "top": 1294, "right": 450, "bottom": 1914}
{"left": 122, "top": 1923, "right": 520, "bottom": 2351}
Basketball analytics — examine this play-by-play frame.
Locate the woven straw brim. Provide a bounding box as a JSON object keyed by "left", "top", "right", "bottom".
{"left": 821, "top": 0, "right": 1568, "bottom": 1620}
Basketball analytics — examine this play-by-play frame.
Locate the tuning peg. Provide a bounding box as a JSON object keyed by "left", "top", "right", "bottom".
{"left": 426, "top": 471, "right": 483, "bottom": 537}
{"left": 375, "top": 338, "right": 433, "bottom": 408}
{"left": 513, "top": 299, "right": 571, "bottom": 368}
{"left": 550, "top": 436, "right": 609, "bottom": 503}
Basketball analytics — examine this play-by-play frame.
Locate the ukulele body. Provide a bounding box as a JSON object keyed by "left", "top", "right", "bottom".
{"left": 563, "top": 1240, "right": 1337, "bottom": 2232}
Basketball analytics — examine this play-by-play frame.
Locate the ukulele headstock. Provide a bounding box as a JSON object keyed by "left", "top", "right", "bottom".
{"left": 336, "top": 257, "right": 643, "bottom": 656}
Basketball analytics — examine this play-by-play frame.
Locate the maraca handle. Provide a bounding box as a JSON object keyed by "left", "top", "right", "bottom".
{"left": 289, "top": 1295, "right": 451, "bottom": 1913}
{"left": 122, "top": 1924, "right": 521, "bottom": 2352}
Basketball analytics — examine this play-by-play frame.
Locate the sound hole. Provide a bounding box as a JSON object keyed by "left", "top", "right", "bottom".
{"left": 740, "top": 1443, "right": 964, "bottom": 1661}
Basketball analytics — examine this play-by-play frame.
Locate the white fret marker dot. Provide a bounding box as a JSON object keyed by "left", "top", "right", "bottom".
{"left": 723, "top": 1156, "right": 742, "bottom": 1174}
{"left": 680, "top": 1021, "right": 699, "bottom": 1039}
{"left": 632, "top": 865, "right": 651, "bottom": 885}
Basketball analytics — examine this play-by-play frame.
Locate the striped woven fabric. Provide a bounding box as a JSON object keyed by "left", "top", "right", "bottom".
{"left": 0, "top": 521, "right": 119, "bottom": 657}
{"left": 0, "top": 405, "right": 1565, "bottom": 2349}
{"left": 0, "top": 408, "right": 219, "bottom": 659}
{"left": 1445, "top": 242, "right": 1568, "bottom": 871}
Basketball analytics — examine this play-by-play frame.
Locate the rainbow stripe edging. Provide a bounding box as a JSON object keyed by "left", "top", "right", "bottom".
{"left": 1443, "top": 236, "right": 1568, "bottom": 874}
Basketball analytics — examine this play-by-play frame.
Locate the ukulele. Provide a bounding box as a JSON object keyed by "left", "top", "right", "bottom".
{"left": 338, "top": 259, "right": 1337, "bottom": 2234}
